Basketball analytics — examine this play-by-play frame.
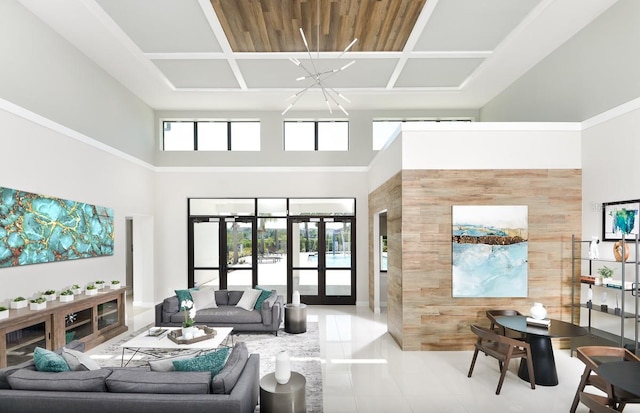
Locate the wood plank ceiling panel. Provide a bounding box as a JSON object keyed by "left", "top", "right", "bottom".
{"left": 210, "top": 0, "right": 427, "bottom": 52}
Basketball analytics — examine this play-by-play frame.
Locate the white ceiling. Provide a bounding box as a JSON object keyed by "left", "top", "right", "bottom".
{"left": 18, "top": 0, "right": 618, "bottom": 113}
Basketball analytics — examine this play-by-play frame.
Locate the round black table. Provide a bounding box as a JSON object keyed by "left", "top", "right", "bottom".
{"left": 598, "top": 361, "right": 640, "bottom": 397}
{"left": 495, "top": 315, "right": 587, "bottom": 386}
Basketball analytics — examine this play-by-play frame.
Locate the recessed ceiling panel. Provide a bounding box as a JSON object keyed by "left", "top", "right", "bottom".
{"left": 238, "top": 58, "right": 397, "bottom": 88}
{"left": 415, "top": 0, "right": 541, "bottom": 51}
{"left": 152, "top": 60, "right": 239, "bottom": 88}
{"left": 97, "top": 0, "right": 222, "bottom": 53}
{"left": 211, "top": 0, "right": 426, "bottom": 52}
{"left": 395, "top": 58, "right": 484, "bottom": 88}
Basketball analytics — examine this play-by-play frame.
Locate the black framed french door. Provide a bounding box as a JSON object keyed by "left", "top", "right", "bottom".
{"left": 288, "top": 217, "right": 355, "bottom": 305}
{"left": 188, "top": 216, "right": 257, "bottom": 290}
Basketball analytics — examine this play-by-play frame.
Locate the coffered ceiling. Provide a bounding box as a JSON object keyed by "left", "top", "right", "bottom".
{"left": 17, "top": 0, "right": 617, "bottom": 112}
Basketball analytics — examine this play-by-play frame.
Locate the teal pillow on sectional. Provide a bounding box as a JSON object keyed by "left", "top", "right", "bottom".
{"left": 173, "top": 347, "right": 231, "bottom": 377}
{"left": 34, "top": 347, "right": 70, "bottom": 372}
{"left": 175, "top": 288, "right": 197, "bottom": 310}
{"left": 254, "top": 286, "right": 274, "bottom": 310}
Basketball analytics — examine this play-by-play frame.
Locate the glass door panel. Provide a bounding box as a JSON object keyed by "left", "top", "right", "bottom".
{"left": 226, "top": 219, "right": 254, "bottom": 290}
{"left": 257, "top": 217, "right": 287, "bottom": 297}
{"left": 293, "top": 269, "right": 319, "bottom": 296}
{"left": 195, "top": 269, "right": 219, "bottom": 289}
{"left": 325, "top": 221, "right": 351, "bottom": 268}
{"left": 66, "top": 308, "right": 93, "bottom": 342}
{"left": 6, "top": 320, "right": 48, "bottom": 366}
{"left": 97, "top": 299, "right": 119, "bottom": 330}
{"left": 192, "top": 220, "right": 221, "bottom": 289}
{"left": 227, "top": 221, "right": 252, "bottom": 268}
{"left": 194, "top": 221, "right": 219, "bottom": 267}
{"left": 326, "top": 269, "right": 352, "bottom": 296}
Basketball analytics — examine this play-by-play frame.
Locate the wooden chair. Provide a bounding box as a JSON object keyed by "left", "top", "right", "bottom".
{"left": 467, "top": 324, "right": 535, "bottom": 395}
{"left": 580, "top": 392, "right": 619, "bottom": 413}
{"left": 486, "top": 309, "right": 524, "bottom": 338}
{"left": 570, "top": 346, "right": 640, "bottom": 413}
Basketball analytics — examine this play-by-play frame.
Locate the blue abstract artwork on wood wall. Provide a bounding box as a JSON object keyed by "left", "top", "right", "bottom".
{"left": 0, "top": 187, "right": 114, "bottom": 267}
{"left": 452, "top": 205, "right": 528, "bottom": 297}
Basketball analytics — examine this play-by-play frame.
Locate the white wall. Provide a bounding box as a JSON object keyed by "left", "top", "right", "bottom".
{"left": 0, "top": 105, "right": 155, "bottom": 305}
{"left": 481, "top": 0, "right": 640, "bottom": 122}
{"left": 153, "top": 168, "right": 370, "bottom": 304}
{"left": 400, "top": 122, "right": 582, "bottom": 169}
{"left": 0, "top": 0, "right": 155, "bottom": 163}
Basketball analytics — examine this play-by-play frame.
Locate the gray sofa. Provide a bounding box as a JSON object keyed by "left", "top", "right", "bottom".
{"left": 0, "top": 341, "right": 259, "bottom": 413}
{"left": 156, "top": 289, "right": 284, "bottom": 334}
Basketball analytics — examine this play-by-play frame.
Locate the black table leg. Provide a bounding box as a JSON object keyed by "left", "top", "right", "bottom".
{"left": 518, "top": 334, "right": 558, "bottom": 386}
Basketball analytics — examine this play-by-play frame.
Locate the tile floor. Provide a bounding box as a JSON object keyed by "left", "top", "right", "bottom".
{"left": 106, "top": 301, "right": 640, "bottom": 413}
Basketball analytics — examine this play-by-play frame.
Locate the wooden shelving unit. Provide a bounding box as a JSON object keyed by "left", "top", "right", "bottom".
{"left": 0, "top": 287, "right": 127, "bottom": 367}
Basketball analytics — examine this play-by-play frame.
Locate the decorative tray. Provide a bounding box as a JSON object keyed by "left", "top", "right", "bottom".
{"left": 168, "top": 326, "right": 217, "bottom": 344}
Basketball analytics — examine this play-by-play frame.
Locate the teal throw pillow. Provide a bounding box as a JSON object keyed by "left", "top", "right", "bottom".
{"left": 34, "top": 347, "right": 70, "bottom": 372}
{"left": 173, "top": 347, "right": 230, "bottom": 377}
{"left": 254, "top": 287, "right": 273, "bottom": 310}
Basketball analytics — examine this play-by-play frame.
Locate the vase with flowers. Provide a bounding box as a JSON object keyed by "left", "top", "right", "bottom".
{"left": 181, "top": 299, "right": 196, "bottom": 338}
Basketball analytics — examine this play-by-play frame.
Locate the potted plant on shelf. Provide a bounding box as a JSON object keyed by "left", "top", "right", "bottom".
{"left": 43, "top": 289, "right": 56, "bottom": 301}
{"left": 0, "top": 306, "right": 8, "bottom": 320}
{"left": 30, "top": 296, "right": 47, "bottom": 311}
{"left": 85, "top": 284, "right": 98, "bottom": 296}
{"left": 60, "top": 289, "right": 74, "bottom": 303}
{"left": 10, "top": 296, "right": 27, "bottom": 309}
{"left": 110, "top": 280, "right": 121, "bottom": 289}
{"left": 71, "top": 284, "right": 82, "bottom": 295}
{"left": 95, "top": 280, "right": 106, "bottom": 289}
{"left": 597, "top": 266, "right": 614, "bottom": 285}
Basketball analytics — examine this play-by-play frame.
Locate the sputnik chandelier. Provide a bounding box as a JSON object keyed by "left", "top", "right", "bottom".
{"left": 282, "top": 15, "right": 357, "bottom": 116}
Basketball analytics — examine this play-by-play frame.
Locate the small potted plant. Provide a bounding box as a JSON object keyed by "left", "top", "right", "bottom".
{"left": 71, "top": 284, "right": 82, "bottom": 295}
{"left": 110, "top": 280, "right": 121, "bottom": 289}
{"left": 597, "top": 266, "right": 614, "bottom": 285}
{"left": 0, "top": 306, "right": 8, "bottom": 320}
{"left": 43, "top": 289, "right": 56, "bottom": 302}
{"left": 95, "top": 280, "right": 106, "bottom": 289}
{"left": 10, "top": 296, "right": 27, "bottom": 309}
{"left": 59, "top": 289, "right": 74, "bottom": 303}
{"left": 85, "top": 284, "right": 98, "bottom": 296}
{"left": 30, "top": 296, "right": 47, "bottom": 311}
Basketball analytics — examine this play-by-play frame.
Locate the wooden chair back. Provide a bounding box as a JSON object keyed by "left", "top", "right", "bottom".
{"left": 570, "top": 346, "right": 640, "bottom": 413}
{"left": 467, "top": 324, "right": 535, "bottom": 395}
{"left": 486, "top": 309, "right": 523, "bottom": 337}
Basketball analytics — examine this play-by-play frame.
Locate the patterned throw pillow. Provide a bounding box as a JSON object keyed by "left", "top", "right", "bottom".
{"left": 172, "top": 347, "right": 231, "bottom": 377}
{"left": 34, "top": 347, "right": 70, "bottom": 372}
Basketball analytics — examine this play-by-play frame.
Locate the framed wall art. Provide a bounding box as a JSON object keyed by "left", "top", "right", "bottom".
{"left": 452, "top": 205, "right": 528, "bottom": 298}
{"left": 602, "top": 200, "right": 640, "bottom": 241}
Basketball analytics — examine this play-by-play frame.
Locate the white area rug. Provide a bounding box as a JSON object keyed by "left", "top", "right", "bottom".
{"left": 89, "top": 323, "right": 322, "bottom": 412}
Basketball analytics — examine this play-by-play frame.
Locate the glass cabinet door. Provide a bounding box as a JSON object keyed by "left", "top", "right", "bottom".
{"left": 97, "top": 298, "right": 119, "bottom": 330}
{"left": 4, "top": 317, "right": 51, "bottom": 367}
{"left": 64, "top": 308, "right": 93, "bottom": 343}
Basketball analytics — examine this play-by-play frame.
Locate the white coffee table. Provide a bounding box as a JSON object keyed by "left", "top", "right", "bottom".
{"left": 119, "top": 326, "right": 233, "bottom": 367}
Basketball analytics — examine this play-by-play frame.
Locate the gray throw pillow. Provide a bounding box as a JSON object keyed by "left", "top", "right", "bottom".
{"left": 62, "top": 347, "right": 101, "bottom": 371}
{"left": 148, "top": 354, "right": 194, "bottom": 372}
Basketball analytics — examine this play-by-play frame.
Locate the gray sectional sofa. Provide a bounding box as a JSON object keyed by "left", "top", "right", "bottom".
{"left": 0, "top": 341, "right": 259, "bottom": 413}
{"left": 156, "top": 289, "right": 284, "bottom": 334}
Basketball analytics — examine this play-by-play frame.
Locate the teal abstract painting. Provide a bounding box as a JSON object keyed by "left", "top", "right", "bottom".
{"left": 452, "top": 205, "right": 528, "bottom": 298}
{"left": 0, "top": 187, "right": 114, "bottom": 267}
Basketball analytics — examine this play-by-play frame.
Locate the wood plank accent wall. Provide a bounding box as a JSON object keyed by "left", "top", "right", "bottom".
{"left": 369, "top": 169, "right": 582, "bottom": 351}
